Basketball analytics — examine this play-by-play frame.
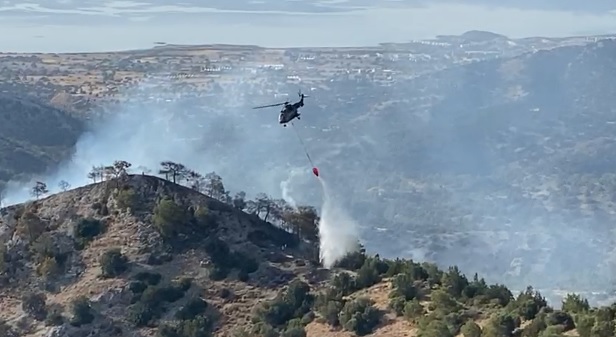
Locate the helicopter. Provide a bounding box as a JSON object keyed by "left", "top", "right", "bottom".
{"left": 252, "top": 90, "right": 310, "bottom": 127}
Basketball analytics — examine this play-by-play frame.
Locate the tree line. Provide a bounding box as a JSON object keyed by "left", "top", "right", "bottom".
{"left": 25, "top": 160, "right": 320, "bottom": 243}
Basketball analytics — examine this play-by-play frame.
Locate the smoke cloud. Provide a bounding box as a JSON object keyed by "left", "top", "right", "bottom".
{"left": 280, "top": 167, "right": 304, "bottom": 210}
{"left": 2, "top": 77, "right": 320, "bottom": 208}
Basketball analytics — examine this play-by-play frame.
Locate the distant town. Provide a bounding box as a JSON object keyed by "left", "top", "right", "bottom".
{"left": 0, "top": 31, "right": 612, "bottom": 113}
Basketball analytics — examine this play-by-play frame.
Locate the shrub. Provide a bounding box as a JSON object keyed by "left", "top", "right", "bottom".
{"left": 390, "top": 273, "right": 418, "bottom": 301}
{"left": 73, "top": 218, "right": 105, "bottom": 245}
{"left": 178, "top": 277, "right": 193, "bottom": 291}
{"left": 133, "top": 271, "right": 162, "bottom": 285}
{"left": 21, "top": 291, "right": 47, "bottom": 321}
{"left": 127, "top": 302, "right": 154, "bottom": 327}
{"left": 418, "top": 319, "right": 454, "bottom": 337}
{"left": 37, "top": 256, "right": 61, "bottom": 278}
{"left": 157, "top": 316, "right": 213, "bottom": 337}
{"left": 146, "top": 252, "right": 173, "bottom": 266}
{"left": 480, "top": 311, "right": 519, "bottom": 337}
{"left": 355, "top": 258, "right": 381, "bottom": 289}
{"left": 561, "top": 294, "right": 589, "bottom": 314}
{"left": 220, "top": 288, "right": 232, "bottom": 299}
{"left": 389, "top": 296, "right": 406, "bottom": 316}
{"left": 115, "top": 188, "right": 137, "bottom": 211}
{"left": 44, "top": 304, "right": 64, "bottom": 327}
{"left": 404, "top": 299, "right": 425, "bottom": 322}
{"left": 141, "top": 285, "right": 185, "bottom": 307}
{"left": 281, "top": 327, "right": 306, "bottom": 337}
{"left": 331, "top": 272, "right": 356, "bottom": 297}
{"left": 441, "top": 266, "right": 469, "bottom": 299}
{"left": 153, "top": 197, "right": 189, "bottom": 239}
{"left": 100, "top": 248, "right": 129, "bottom": 278}
{"left": 175, "top": 297, "right": 208, "bottom": 320}
{"left": 70, "top": 296, "right": 94, "bottom": 326}
{"left": 253, "top": 280, "right": 314, "bottom": 328}
{"left": 546, "top": 311, "right": 574, "bottom": 331}
{"left": 338, "top": 297, "right": 381, "bottom": 336}
{"left": 209, "top": 266, "right": 230, "bottom": 280}
{"left": 460, "top": 321, "right": 481, "bottom": 337}
{"left": 129, "top": 281, "right": 148, "bottom": 294}
{"left": 238, "top": 270, "right": 249, "bottom": 282}
{"left": 334, "top": 250, "right": 366, "bottom": 271}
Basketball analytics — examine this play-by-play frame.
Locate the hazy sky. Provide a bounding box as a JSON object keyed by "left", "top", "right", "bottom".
{"left": 0, "top": 1, "right": 614, "bottom": 52}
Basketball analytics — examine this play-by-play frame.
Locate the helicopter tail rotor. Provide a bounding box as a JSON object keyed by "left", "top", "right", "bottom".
{"left": 298, "top": 89, "right": 310, "bottom": 98}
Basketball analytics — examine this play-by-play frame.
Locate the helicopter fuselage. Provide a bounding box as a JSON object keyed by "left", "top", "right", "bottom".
{"left": 279, "top": 106, "right": 300, "bottom": 125}
{"left": 278, "top": 98, "right": 304, "bottom": 126}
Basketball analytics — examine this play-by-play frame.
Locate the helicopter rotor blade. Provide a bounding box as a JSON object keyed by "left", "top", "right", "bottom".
{"left": 252, "top": 102, "right": 286, "bottom": 109}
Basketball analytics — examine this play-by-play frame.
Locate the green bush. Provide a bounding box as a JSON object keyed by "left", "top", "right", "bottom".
{"left": 561, "top": 293, "right": 589, "bottom": 314}
{"left": 133, "top": 271, "right": 162, "bottom": 285}
{"left": 545, "top": 311, "right": 574, "bottom": 330}
{"left": 338, "top": 297, "right": 381, "bottom": 336}
{"left": 331, "top": 272, "right": 356, "bottom": 297}
{"left": 418, "top": 319, "right": 454, "bottom": 337}
{"left": 44, "top": 305, "right": 64, "bottom": 327}
{"left": 575, "top": 314, "right": 594, "bottom": 337}
{"left": 334, "top": 250, "right": 366, "bottom": 271}
{"left": 129, "top": 281, "right": 148, "bottom": 294}
{"left": 281, "top": 327, "right": 306, "bottom": 337}
{"left": 128, "top": 282, "right": 190, "bottom": 327}
{"left": 178, "top": 277, "right": 193, "bottom": 291}
{"left": 480, "top": 311, "right": 519, "bottom": 337}
{"left": 404, "top": 299, "right": 425, "bottom": 322}
{"left": 389, "top": 296, "right": 406, "bottom": 316}
{"left": 440, "top": 266, "right": 469, "bottom": 299}
{"left": 100, "top": 248, "right": 129, "bottom": 278}
{"left": 460, "top": 321, "right": 481, "bottom": 337}
{"left": 157, "top": 316, "right": 213, "bottom": 337}
{"left": 233, "top": 252, "right": 259, "bottom": 274}
{"left": 21, "top": 291, "right": 47, "bottom": 321}
{"left": 389, "top": 273, "right": 418, "bottom": 301}
{"left": 127, "top": 302, "right": 154, "bottom": 327}
{"left": 355, "top": 258, "right": 382, "bottom": 289}
{"left": 141, "top": 285, "right": 185, "bottom": 307}
{"left": 153, "top": 197, "right": 189, "bottom": 239}
{"left": 115, "top": 187, "right": 137, "bottom": 211}
{"left": 509, "top": 286, "right": 548, "bottom": 320}
{"left": 73, "top": 218, "right": 105, "bottom": 245}
{"left": 175, "top": 297, "right": 208, "bottom": 320}
{"left": 253, "top": 280, "right": 314, "bottom": 328}
{"left": 70, "top": 296, "right": 94, "bottom": 326}
{"left": 314, "top": 287, "right": 345, "bottom": 326}
{"left": 209, "top": 265, "right": 230, "bottom": 280}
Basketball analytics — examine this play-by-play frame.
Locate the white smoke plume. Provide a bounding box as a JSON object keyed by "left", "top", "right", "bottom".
{"left": 0, "top": 77, "right": 313, "bottom": 206}
{"left": 280, "top": 167, "right": 303, "bottom": 210}
{"left": 317, "top": 176, "right": 360, "bottom": 268}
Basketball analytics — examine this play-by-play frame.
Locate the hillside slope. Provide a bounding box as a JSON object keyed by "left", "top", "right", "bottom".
{"left": 0, "top": 174, "right": 319, "bottom": 337}
{"left": 0, "top": 95, "right": 84, "bottom": 183}
{"left": 0, "top": 174, "right": 611, "bottom": 337}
